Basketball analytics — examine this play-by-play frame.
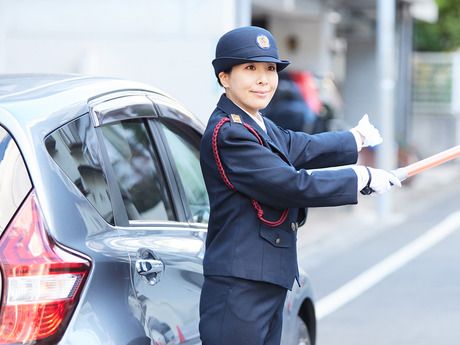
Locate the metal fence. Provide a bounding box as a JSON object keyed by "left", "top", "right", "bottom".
{"left": 411, "top": 52, "right": 460, "bottom": 157}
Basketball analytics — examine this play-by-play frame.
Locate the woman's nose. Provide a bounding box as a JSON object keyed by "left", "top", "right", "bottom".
{"left": 257, "top": 73, "right": 268, "bottom": 84}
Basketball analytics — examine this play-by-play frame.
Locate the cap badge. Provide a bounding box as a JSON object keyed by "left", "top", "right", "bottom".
{"left": 256, "top": 35, "right": 270, "bottom": 49}
{"left": 230, "top": 114, "right": 242, "bottom": 124}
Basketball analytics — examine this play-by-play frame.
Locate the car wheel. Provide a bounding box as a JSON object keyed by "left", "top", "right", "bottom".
{"left": 295, "top": 315, "right": 312, "bottom": 345}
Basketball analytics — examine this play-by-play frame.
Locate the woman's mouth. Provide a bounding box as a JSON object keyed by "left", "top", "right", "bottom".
{"left": 251, "top": 90, "right": 270, "bottom": 97}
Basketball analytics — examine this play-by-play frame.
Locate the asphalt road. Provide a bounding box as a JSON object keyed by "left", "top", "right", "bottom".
{"left": 299, "top": 182, "right": 460, "bottom": 344}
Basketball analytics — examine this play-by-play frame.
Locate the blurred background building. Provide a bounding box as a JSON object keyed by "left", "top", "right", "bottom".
{"left": 0, "top": 0, "right": 449, "bottom": 158}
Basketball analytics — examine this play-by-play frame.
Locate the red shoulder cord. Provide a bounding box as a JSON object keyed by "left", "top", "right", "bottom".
{"left": 212, "top": 117, "right": 289, "bottom": 227}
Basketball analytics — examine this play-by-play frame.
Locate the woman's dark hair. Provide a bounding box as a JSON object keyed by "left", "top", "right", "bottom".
{"left": 217, "top": 67, "right": 232, "bottom": 87}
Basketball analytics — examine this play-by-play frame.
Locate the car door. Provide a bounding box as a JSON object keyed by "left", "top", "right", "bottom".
{"left": 89, "top": 92, "right": 205, "bottom": 345}
{"left": 152, "top": 95, "right": 209, "bottom": 227}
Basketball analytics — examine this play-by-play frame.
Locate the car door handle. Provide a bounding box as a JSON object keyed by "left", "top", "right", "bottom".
{"left": 136, "top": 248, "right": 164, "bottom": 286}
{"left": 136, "top": 259, "right": 164, "bottom": 276}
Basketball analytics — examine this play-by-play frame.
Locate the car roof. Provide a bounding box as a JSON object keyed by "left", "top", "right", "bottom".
{"left": 0, "top": 73, "right": 203, "bottom": 137}
{"left": 0, "top": 74, "right": 87, "bottom": 98}
{"left": 0, "top": 73, "right": 161, "bottom": 101}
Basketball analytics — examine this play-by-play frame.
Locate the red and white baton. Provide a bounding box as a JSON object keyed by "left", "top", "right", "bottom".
{"left": 392, "top": 145, "right": 460, "bottom": 182}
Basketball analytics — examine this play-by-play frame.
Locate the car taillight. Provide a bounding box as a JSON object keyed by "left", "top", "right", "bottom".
{"left": 0, "top": 191, "right": 91, "bottom": 344}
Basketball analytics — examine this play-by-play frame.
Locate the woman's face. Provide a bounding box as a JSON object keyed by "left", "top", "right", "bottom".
{"left": 219, "top": 62, "right": 278, "bottom": 116}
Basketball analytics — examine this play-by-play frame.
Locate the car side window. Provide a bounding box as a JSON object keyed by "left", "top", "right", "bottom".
{"left": 159, "top": 119, "right": 210, "bottom": 224}
{"left": 100, "top": 119, "right": 175, "bottom": 222}
{"left": 0, "top": 126, "right": 32, "bottom": 234}
{"left": 45, "top": 115, "right": 115, "bottom": 224}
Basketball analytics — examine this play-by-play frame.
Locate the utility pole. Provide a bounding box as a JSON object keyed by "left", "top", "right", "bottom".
{"left": 236, "top": 0, "right": 251, "bottom": 26}
{"left": 377, "top": 0, "right": 397, "bottom": 218}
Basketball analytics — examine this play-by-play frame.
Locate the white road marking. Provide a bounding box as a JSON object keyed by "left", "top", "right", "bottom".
{"left": 315, "top": 210, "right": 460, "bottom": 320}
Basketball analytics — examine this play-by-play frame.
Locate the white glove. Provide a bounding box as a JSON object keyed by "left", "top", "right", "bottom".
{"left": 351, "top": 114, "right": 383, "bottom": 149}
{"left": 352, "top": 166, "right": 402, "bottom": 194}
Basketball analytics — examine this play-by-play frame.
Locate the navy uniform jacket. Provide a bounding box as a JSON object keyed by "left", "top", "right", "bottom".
{"left": 200, "top": 94, "right": 359, "bottom": 289}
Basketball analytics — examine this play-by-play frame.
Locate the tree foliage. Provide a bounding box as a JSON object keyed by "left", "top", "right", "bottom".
{"left": 414, "top": 0, "right": 460, "bottom": 51}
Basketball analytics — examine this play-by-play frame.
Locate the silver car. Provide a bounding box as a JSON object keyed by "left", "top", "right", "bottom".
{"left": 0, "top": 74, "right": 316, "bottom": 345}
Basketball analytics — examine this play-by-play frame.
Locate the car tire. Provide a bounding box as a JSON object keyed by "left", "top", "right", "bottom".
{"left": 295, "top": 315, "right": 312, "bottom": 345}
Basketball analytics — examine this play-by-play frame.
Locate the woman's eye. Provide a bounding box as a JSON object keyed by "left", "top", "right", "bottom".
{"left": 268, "top": 65, "right": 276, "bottom": 72}
{"left": 245, "top": 65, "right": 256, "bottom": 70}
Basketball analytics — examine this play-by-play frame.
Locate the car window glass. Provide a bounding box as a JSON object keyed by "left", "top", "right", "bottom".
{"left": 45, "top": 115, "right": 114, "bottom": 224}
{"left": 100, "top": 119, "right": 175, "bottom": 222}
{"left": 160, "top": 119, "right": 209, "bottom": 224}
{"left": 0, "top": 126, "right": 32, "bottom": 234}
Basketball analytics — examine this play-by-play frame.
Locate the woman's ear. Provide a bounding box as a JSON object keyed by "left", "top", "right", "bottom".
{"left": 218, "top": 71, "right": 229, "bottom": 88}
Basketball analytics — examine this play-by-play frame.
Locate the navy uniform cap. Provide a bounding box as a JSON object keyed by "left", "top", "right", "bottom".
{"left": 212, "top": 26, "right": 290, "bottom": 77}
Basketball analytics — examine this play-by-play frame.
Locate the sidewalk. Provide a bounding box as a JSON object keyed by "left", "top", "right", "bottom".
{"left": 297, "top": 161, "right": 460, "bottom": 269}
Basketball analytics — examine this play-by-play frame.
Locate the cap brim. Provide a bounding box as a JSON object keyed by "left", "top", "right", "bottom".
{"left": 213, "top": 57, "right": 290, "bottom": 76}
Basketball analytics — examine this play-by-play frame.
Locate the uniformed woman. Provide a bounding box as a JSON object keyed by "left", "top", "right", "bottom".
{"left": 199, "top": 26, "right": 401, "bottom": 345}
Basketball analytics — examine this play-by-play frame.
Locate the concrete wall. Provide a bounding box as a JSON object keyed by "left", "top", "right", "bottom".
{"left": 0, "top": 0, "right": 244, "bottom": 123}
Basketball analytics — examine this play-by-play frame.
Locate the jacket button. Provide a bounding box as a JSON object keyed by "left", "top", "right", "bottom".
{"left": 291, "top": 222, "right": 298, "bottom": 232}
{"left": 275, "top": 237, "right": 281, "bottom": 244}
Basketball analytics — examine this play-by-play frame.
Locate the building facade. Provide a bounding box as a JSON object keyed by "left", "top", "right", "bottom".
{"left": 0, "top": 0, "right": 438, "bottom": 143}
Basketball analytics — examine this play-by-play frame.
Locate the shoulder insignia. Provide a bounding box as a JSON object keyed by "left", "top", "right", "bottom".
{"left": 230, "top": 114, "right": 243, "bottom": 124}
